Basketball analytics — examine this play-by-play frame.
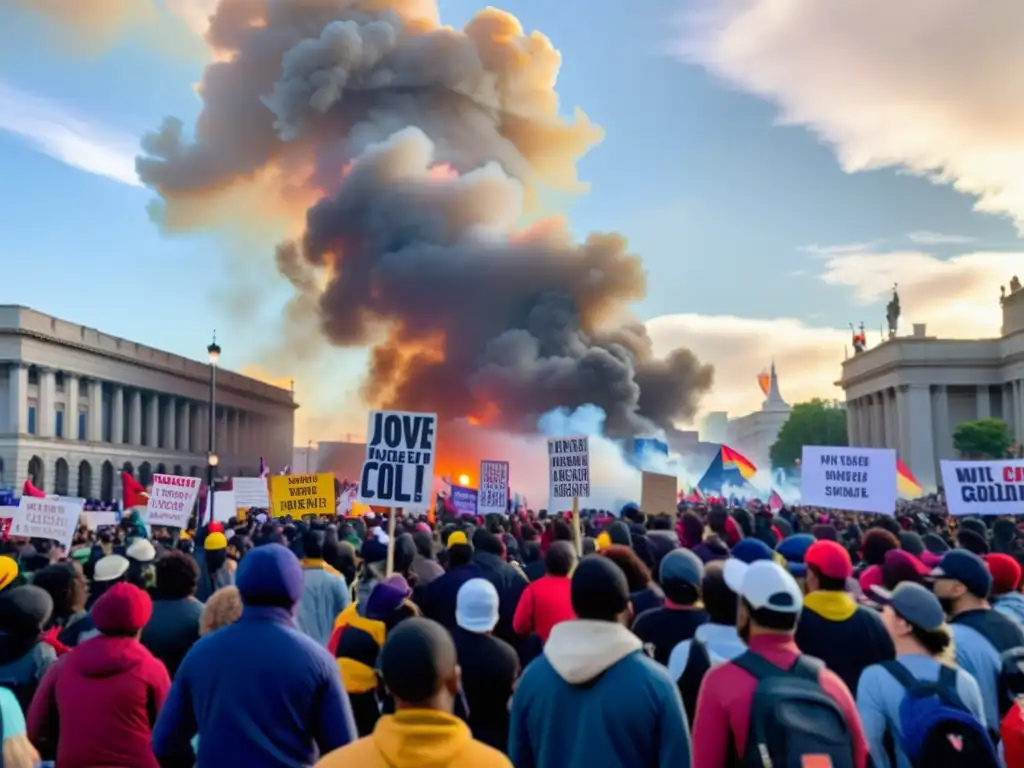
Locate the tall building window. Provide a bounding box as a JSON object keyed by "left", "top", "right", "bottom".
{"left": 55, "top": 372, "right": 65, "bottom": 392}
{"left": 78, "top": 411, "right": 87, "bottom": 441}
{"left": 55, "top": 408, "right": 64, "bottom": 438}
{"left": 28, "top": 367, "right": 38, "bottom": 386}
{"left": 27, "top": 405, "right": 37, "bottom": 435}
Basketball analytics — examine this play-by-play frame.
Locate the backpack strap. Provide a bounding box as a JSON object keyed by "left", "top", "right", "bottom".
{"left": 882, "top": 660, "right": 925, "bottom": 695}
{"left": 733, "top": 651, "right": 822, "bottom": 682}
{"left": 883, "top": 659, "right": 967, "bottom": 709}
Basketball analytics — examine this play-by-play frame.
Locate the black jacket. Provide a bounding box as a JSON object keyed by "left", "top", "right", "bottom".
{"left": 452, "top": 627, "right": 520, "bottom": 753}
{"left": 141, "top": 597, "right": 203, "bottom": 679}
{"left": 472, "top": 552, "right": 528, "bottom": 649}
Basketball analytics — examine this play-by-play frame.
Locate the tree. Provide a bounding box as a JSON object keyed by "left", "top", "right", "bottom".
{"left": 953, "top": 418, "right": 1013, "bottom": 459}
{"left": 770, "top": 399, "right": 849, "bottom": 469}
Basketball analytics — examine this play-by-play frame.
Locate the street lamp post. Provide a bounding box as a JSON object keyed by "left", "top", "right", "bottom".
{"left": 205, "top": 332, "right": 221, "bottom": 527}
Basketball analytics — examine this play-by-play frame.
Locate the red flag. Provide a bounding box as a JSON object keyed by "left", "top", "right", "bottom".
{"left": 122, "top": 471, "right": 147, "bottom": 509}
{"left": 768, "top": 489, "right": 784, "bottom": 513}
{"left": 23, "top": 479, "right": 45, "bottom": 498}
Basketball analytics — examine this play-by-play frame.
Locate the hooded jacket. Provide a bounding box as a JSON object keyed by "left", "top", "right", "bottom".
{"left": 296, "top": 559, "right": 351, "bottom": 646}
{"left": 314, "top": 710, "right": 512, "bottom": 768}
{"left": 27, "top": 634, "right": 170, "bottom": 768}
{"left": 509, "top": 620, "right": 692, "bottom": 768}
{"left": 995, "top": 591, "right": 1024, "bottom": 628}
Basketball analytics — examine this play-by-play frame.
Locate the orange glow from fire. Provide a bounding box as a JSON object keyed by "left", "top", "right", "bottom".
{"left": 458, "top": 473, "right": 471, "bottom": 486}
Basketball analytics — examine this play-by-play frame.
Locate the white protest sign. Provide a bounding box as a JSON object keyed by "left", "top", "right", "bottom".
{"left": 145, "top": 473, "right": 202, "bottom": 528}
{"left": 940, "top": 459, "right": 1024, "bottom": 516}
{"left": 211, "top": 490, "right": 237, "bottom": 523}
{"left": 548, "top": 436, "right": 590, "bottom": 500}
{"left": 479, "top": 460, "right": 510, "bottom": 515}
{"left": 801, "top": 445, "right": 897, "bottom": 515}
{"left": 232, "top": 477, "right": 269, "bottom": 509}
{"left": 84, "top": 511, "right": 118, "bottom": 529}
{"left": 10, "top": 496, "right": 82, "bottom": 548}
{"left": 358, "top": 410, "right": 437, "bottom": 509}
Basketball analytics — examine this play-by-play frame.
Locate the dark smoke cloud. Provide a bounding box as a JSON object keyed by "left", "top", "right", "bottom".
{"left": 137, "top": 0, "right": 715, "bottom": 438}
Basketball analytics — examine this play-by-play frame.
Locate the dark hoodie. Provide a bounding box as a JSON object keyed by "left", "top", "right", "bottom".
{"left": 27, "top": 634, "right": 170, "bottom": 767}
{"left": 0, "top": 585, "right": 56, "bottom": 711}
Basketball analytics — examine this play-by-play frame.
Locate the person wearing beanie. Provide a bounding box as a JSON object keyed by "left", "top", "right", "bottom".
{"left": 0, "top": 555, "right": 19, "bottom": 592}
{"left": 195, "top": 529, "right": 236, "bottom": 602}
{"left": 933, "top": 548, "right": 1024, "bottom": 735}
{"left": 513, "top": 541, "right": 576, "bottom": 646}
{"left": 419, "top": 535, "right": 485, "bottom": 636}
{"left": 0, "top": 585, "right": 57, "bottom": 711}
{"left": 881, "top": 549, "right": 930, "bottom": 590}
{"left": 315, "top": 618, "right": 513, "bottom": 768}
{"left": 153, "top": 544, "right": 356, "bottom": 766}
{"left": 470, "top": 529, "right": 528, "bottom": 651}
{"left": 776, "top": 533, "right": 815, "bottom": 577}
{"left": 27, "top": 583, "right": 170, "bottom": 768}
{"left": 795, "top": 540, "right": 894, "bottom": 694}
{"left": 509, "top": 556, "right": 692, "bottom": 768}
{"left": 632, "top": 549, "right": 708, "bottom": 666}
{"left": 410, "top": 530, "right": 444, "bottom": 587}
{"left": 957, "top": 528, "right": 991, "bottom": 556}
{"left": 987, "top": 553, "right": 1024, "bottom": 628}
{"left": 451, "top": 579, "right": 520, "bottom": 753}
{"left": 295, "top": 529, "right": 351, "bottom": 646}
{"left": 141, "top": 551, "right": 204, "bottom": 679}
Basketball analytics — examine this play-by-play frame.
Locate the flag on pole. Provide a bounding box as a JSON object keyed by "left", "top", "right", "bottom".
{"left": 768, "top": 489, "right": 784, "bottom": 513}
{"left": 258, "top": 458, "right": 268, "bottom": 479}
{"left": 279, "top": 464, "right": 290, "bottom": 476}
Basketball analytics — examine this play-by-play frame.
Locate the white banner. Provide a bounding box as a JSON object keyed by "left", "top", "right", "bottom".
{"left": 358, "top": 410, "right": 438, "bottom": 509}
{"left": 145, "top": 474, "right": 202, "bottom": 528}
{"left": 84, "top": 511, "right": 118, "bottom": 529}
{"left": 10, "top": 496, "right": 83, "bottom": 548}
{"left": 940, "top": 459, "right": 1024, "bottom": 516}
{"left": 211, "top": 490, "right": 237, "bottom": 523}
{"left": 800, "top": 445, "right": 897, "bottom": 515}
{"left": 548, "top": 436, "right": 590, "bottom": 501}
{"left": 478, "top": 460, "right": 510, "bottom": 515}
{"left": 232, "top": 477, "right": 269, "bottom": 509}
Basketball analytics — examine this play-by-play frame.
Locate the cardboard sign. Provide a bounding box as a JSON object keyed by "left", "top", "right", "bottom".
{"left": 84, "top": 511, "right": 118, "bottom": 529}
{"left": 800, "top": 446, "right": 896, "bottom": 515}
{"left": 940, "top": 459, "right": 1024, "bottom": 516}
{"left": 269, "top": 473, "right": 336, "bottom": 517}
{"left": 211, "top": 490, "right": 238, "bottom": 523}
{"left": 450, "top": 485, "right": 478, "bottom": 516}
{"left": 10, "top": 496, "right": 83, "bottom": 548}
{"left": 358, "top": 410, "right": 437, "bottom": 509}
{"left": 478, "top": 460, "right": 509, "bottom": 515}
{"left": 547, "top": 436, "right": 590, "bottom": 500}
{"left": 145, "top": 474, "right": 202, "bottom": 529}
{"left": 232, "top": 477, "right": 270, "bottom": 509}
{"left": 641, "top": 471, "right": 678, "bottom": 516}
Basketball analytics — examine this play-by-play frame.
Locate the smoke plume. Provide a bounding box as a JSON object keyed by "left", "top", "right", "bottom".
{"left": 137, "top": 0, "right": 715, "bottom": 438}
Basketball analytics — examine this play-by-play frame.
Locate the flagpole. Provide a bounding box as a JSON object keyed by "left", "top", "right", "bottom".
{"left": 386, "top": 508, "right": 399, "bottom": 576}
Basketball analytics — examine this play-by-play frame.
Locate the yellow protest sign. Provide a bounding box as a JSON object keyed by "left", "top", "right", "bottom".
{"left": 269, "top": 473, "right": 336, "bottom": 517}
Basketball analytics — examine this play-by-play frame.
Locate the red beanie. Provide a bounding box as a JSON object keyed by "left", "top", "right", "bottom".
{"left": 207, "top": 522, "right": 224, "bottom": 534}
{"left": 91, "top": 582, "right": 153, "bottom": 636}
{"left": 985, "top": 554, "right": 1022, "bottom": 596}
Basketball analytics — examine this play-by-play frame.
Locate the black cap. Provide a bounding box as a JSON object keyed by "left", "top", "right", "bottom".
{"left": 572, "top": 556, "right": 629, "bottom": 621}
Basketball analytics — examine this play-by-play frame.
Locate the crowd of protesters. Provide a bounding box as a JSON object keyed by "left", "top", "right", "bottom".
{"left": 1, "top": 490, "right": 1024, "bottom": 767}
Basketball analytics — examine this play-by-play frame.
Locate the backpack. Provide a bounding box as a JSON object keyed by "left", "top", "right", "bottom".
{"left": 732, "top": 651, "right": 856, "bottom": 768}
{"left": 951, "top": 610, "right": 1024, "bottom": 716}
{"left": 882, "top": 660, "right": 999, "bottom": 768}
{"left": 678, "top": 638, "right": 711, "bottom": 729}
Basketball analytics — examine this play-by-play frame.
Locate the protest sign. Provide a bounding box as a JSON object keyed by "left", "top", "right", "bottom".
{"left": 232, "top": 477, "right": 269, "bottom": 509}
{"left": 84, "top": 511, "right": 118, "bottom": 529}
{"left": 269, "top": 473, "right": 336, "bottom": 517}
{"left": 478, "top": 460, "right": 509, "bottom": 515}
{"left": 940, "top": 459, "right": 1024, "bottom": 516}
{"left": 0, "top": 518, "right": 10, "bottom": 540}
{"left": 547, "top": 436, "right": 590, "bottom": 500}
{"left": 211, "top": 490, "right": 238, "bottom": 523}
{"left": 10, "top": 496, "right": 82, "bottom": 548}
{"left": 801, "top": 446, "right": 896, "bottom": 515}
{"left": 145, "top": 474, "right": 202, "bottom": 528}
{"left": 450, "top": 485, "right": 479, "bottom": 516}
{"left": 358, "top": 410, "right": 437, "bottom": 508}
{"left": 641, "top": 471, "right": 678, "bottom": 517}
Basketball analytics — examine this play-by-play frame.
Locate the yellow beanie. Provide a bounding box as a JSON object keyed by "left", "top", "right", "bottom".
{"left": 0, "top": 556, "right": 17, "bottom": 591}
{"left": 205, "top": 532, "right": 228, "bottom": 551}
{"left": 595, "top": 532, "right": 612, "bottom": 552}
{"left": 446, "top": 531, "right": 468, "bottom": 547}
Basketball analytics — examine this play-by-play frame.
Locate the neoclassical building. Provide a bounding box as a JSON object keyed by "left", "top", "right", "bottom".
{"left": 725, "top": 362, "right": 792, "bottom": 470}
{"left": 0, "top": 306, "right": 297, "bottom": 501}
{"left": 838, "top": 281, "right": 1024, "bottom": 492}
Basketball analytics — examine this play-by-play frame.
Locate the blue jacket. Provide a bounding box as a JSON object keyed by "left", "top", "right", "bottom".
{"left": 152, "top": 605, "right": 356, "bottom": 767}
{"left": 509, "top": 620, "right": 691, "bottom": 768}
{"left": 295, "top": 560, "right": 351, "bottom": 647}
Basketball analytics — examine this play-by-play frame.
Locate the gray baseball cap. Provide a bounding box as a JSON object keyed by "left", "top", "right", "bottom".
{"left": 870, "top": 582, "right": 945, "bottom": 631}
{"left": 660, "top": 548, "right": 704, "bottom": 588}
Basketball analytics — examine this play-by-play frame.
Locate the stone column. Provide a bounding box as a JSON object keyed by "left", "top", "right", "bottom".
{"left": 39, "top": 369, "right": 55, "bottom": 437}
{"left": 1016, "top": 380, "right": 1024, "bottom": 443}
{"left": 858, "top": 398, "right": 872, "bottom": 447}
{"left": 871, "top": 393, "right": 885, "bottom": 449}
{"left": 65, "top": 374, "right": 79, "bottom": 440}
{"left": 8, "top": 364, "right": 27, "bottom": 434}
{"left": 129, "top": 390, "right": 142, "bottom": 445}
{"left": 895, "top": 386, "right": 913, "bottom": 462}
{"left": 932, "top": 385, "right": 953, "bottom": 462}
{"left": 88, "top": 380, "right": 102, "bottom": 441}
{"left": 145, "top": 394, "right": 159, "bottom": 448}
{"left": 179, "top": 401, "right": 191, "bottom": 452}
{"left": 906, "top": 385, "right": 936, "bottom": 491}
{"left": 977, "top": 385, "right": 991, "bottom": 420}
{"left": 111, "top": 386, "right": 124, "bottom": 444}
{"left": 163, "top": 397, "right": 177, "bottom": 451}
{"left": 846, "top": 400, "right": 859, "bottom": 446}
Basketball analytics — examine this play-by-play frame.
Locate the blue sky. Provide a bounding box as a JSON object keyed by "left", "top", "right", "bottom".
{"left": 0, "top": 0, "right": 1018, "bottom": 439}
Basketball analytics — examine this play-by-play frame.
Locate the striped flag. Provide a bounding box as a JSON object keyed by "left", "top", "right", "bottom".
{"left": 258, "top": 458, "right": 268, "bottom": 479}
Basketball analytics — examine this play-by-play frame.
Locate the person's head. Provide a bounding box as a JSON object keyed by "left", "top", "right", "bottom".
{"left": 446, "top": 531, "right": 474, "bottom": 568}
{"left": 552, "top": 520, "right": 573, "bottom": 542}
{"left": 301, "top": 529, "right": 324, "bottom": 560}
{"left": 571, "top": 555, "right": 632, "bottom": 625}
{"left": 872, "top": 582, "right": 951, "bottom": 657}
{"left": 153, "top": 550, "right": 201, "bottom": 600}
{"left": 412, "top": 531, "right": 436, "bottom": 561}
{"left": 0, "top": 555, "right": 18, "bottom": 592}
{"left": 701, "top": 561, "right": 738, "bottom": 625}
{"left": 600, "top": 545, "right": 651, "bottom": 592}
{"left": 724, "top": 559, "right": 802, "bottom": 644}
{"left": 125, "top": 538, "right": 156, "bottom": 565}
{"left": 235, "top": 543, "right": 303, "bottom": 612}
{"left": 227, "top": 534, "right": 251, "bottom": 561}
{"left": 882, "top": 549, "right": 930, "bottom": 590}
{"left": 861, "top": 529, "right": 900, "bottom": 566}
{"left": 659, "top": 549, "right": 703, "bottom": 606}
{"left": 471, "top": 529, "right": 504, "bottom": 558}
{"left": 91, "top": 582, "right": 152, "bottom": 639}
{"left": 804, "top": 540, "right": 853, "bottom": 593}
{"left": 545, "top": 541, "right": 577, "bottom": 578}
{"left": 987, "top": 554, "right": 1023, "bottom": 597}
{"left": 931, "top": 549, "right": 992, "bottom": 615}
{"left": 200, "top": 585, "right": 243, "bottom": 636}
{"left": 204, "top": 531, "right": 229, "bottom": 571}
{"left": 0, "top": 585, "right": 53, "bottom": 646}
{"left": 394, "top": 533, "right": 418, "bottom": 576}
{"left": 93, "top": 554, "right": 130, "bottom": 585}
{"left": 379, "top": 618, "right": 461, "bottom": 713}
{"left": 455, "top": 578, "right": 499, "bottom": 635}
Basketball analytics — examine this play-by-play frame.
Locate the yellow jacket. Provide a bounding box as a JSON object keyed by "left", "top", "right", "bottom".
{"left": 315, "top": 710, "right": 512, "bottom": 768}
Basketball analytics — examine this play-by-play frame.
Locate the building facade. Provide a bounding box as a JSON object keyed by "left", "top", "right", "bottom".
{"left": 838, "top": 281, "right": 1024, "bottom": 492}
{"left": 725, "top": 362, "right": 791, "bottom": 470}
{"left": 0, "top": 306, "right": 297, "bottom": 500}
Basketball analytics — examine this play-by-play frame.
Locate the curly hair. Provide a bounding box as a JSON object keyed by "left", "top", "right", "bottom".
{"left": 600, "top": 545, "right": 651, "bottom": 592}
{"left": 200, "top": 586, "right": 243, "bottom": 636}
{"left": 154, "top": 550, "right": 200, "bottom": 600}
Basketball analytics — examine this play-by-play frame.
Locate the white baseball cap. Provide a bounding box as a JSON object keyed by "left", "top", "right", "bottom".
{"left": 456, "top": 578, "right": 500, "bottom": 633}
{"left": 724, "top": 558, "right": 803, "bottom": 614}
{"left": 93, "top": 554, "right": 130, "bottom": 583}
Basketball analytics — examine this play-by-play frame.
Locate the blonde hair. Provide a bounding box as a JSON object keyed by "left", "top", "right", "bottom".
{"left": 200, "top": 585, "right": 243, "bottom": 636}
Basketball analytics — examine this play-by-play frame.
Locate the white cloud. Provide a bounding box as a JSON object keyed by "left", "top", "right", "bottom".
{"left": 645, "top": 250, "right": 1012, "bottom": 421}
{"left": 677, "top": 0, "right": 1024, "bottom": 228}
{"left": 0, "top": 81, "right": 140, "bottom": 186}
{"left": 907, "top": 231, "right": 975, "bottom": 246}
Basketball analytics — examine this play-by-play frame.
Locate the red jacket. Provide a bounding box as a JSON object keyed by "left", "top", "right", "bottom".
{"left": 512, "top": 575, "right": 574, "bottom": 643}
{"left": 691, "top": 633, "right": 868, "bottom": 768}
{"left": 27, "top": 635, "right": 170, "bottom": 768}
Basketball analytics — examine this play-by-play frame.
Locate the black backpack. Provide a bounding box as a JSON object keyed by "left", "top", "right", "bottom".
{"left": 951, "top": 610, "right": 1024, "bottom": 717}
{"left": 732, "top": 651, "right": 856, "bottom": 768}
{"left": 678, "top": 638, "right": 711, "bottom": 729}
